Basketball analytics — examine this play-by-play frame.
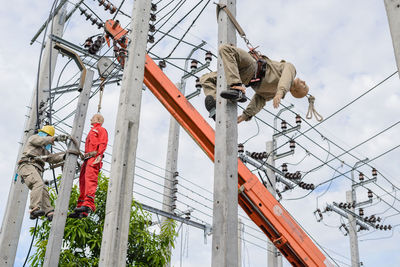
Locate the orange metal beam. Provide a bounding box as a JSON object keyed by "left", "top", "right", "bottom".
{"left": 143, "top": 54, "right": 332, "bottom": 267}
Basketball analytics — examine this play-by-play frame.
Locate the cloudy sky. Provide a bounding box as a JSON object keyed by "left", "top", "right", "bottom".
{"left": 1, "top": 0, "right": 400, "bottom": 266}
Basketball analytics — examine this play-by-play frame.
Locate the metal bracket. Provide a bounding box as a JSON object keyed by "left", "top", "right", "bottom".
{"left": 352, "top": 177, "right": 377, "bottom": 189}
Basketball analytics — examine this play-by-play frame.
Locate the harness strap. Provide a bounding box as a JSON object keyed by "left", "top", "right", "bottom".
{"left": 306, "top": 95, "right": 323, "bottom": 122}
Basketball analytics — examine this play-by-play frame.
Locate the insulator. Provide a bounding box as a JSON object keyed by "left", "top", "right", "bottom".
{"left": 158, "top": 60, "right": 166, "bottom": 70}
{"left": 205, "top": 51, "right": 212, "bottom": 62}
{"left": 98, "top": 0, "right": 106, "bottom": 5}
{"left": 295, "top": 114, "right": 301, "bottom": 125}
{"left": 388, "top": 225, "right": 392, "bottom": 230}
{"left": 377, "top": 217, "right": 381, "bottom": 222}
{"left": 79, "top": 7, "right": 86, "bottom": 15}
{"left": 310, "top": 184, "right": 315, "bottom": 190}
{"left": 284, "top": 173, "right": 290, "bottom": 178}
{"left": 90, "top": 17, "right": 98, "bottom": 25}
{"left": 368, "top": 217, "right": 375, "bottom": 223}
{"left": 238, "top": 143, "right": 244, "bottom": 154}
{"left": 299, "top": 182, "right": 306, "bottom": 189}
{"left": 172, "top": 204, "right": 176, "bottom": 210}
{"left": 281, "top": 120, "right": 287, "bottom": 131}
{"left": 149, "top": 24, "right": 156, "bottom": 32}
{"left": 192, "top": 78, "right": 201, "bottom": 91}
{"left": 185, "top": 215, "right": 191, "bottom": 220}
{"left": 368, "top": 189, "right": 373, "bottom": 199}
{"left": 112, "top": 20, "right": 120, "bottom": 29}
{"left": 173, "top": 179, "right": 179, "bottom": 185}
{"left": 151, "top": 3, "right": 157, "bottom": 11}
{"left": 85, "top": 13, "right": 92, "bottom": 20}
{"left": 173, "top": 171, "right": 179, "bottom": 177}
{"left": 305, "top": 184, "right": 312, "bottom": 190}
{"left": 84, "top": 37, "right": 93, "bottom": 48}
{"left": 339, "top": 202, "right": 344, "bottom": 208}
{"left": 148, "top": 35, "right": 155, "bottom": 43}
{"left": 172, "top": 196, "right": 177, "bottom": 201}
{"left": 380, "top": 225, "right": 384, "bottom": 230}
{"left": 104, "top": 2, "right": 111, "bottom": 11}
{"left": 96, "top": 22, "right": 104, "bottom": 29}
{"left": 150, "top": 13, "right": 156, "bottom": 22}
{"left": 109, "top": 5, "right": 117, "bottom": 14}
{"left": 375, "top": 224, "right": 380, "bottom": 229}
{"left": 372, "top": 168, "right": 377, "bottom": 177}
{"left": 172, "top": 188, "right": 178, "bottom": 194}
{"left": 359, "top": 172, "right": 364, "bottom": 181}
{"left": 281, "top": 163, "right": 288, "bottom": 173}
{"left": 289, "top": 140, "right": 295, "bottom": 151}
{"left": 325, "top": 206, "right": 331, "bottom": 212}
{"left": 383, "top": 225, "right": 387, "bottom": 231}
{"left": 190, "top": 60, "right": 198, "bottom": 70}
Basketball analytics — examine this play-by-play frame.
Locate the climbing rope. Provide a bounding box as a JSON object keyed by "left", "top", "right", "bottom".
{"left": 97, "top": 77, "right": 106, "bottom": 113}
{"left": 306, "top": 95, "right": 323, "bottom": 122}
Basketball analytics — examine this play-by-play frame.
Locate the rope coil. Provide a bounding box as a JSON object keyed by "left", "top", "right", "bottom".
{"left": 306, "top": 95, "right": 323, "bottom": 122}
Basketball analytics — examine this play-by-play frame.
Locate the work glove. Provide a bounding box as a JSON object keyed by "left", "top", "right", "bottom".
{"left": 84, "top": 151, "right": 97, "bottom": 160}
{"left": 55, "top": 134, "right": 69, "bottom": 142}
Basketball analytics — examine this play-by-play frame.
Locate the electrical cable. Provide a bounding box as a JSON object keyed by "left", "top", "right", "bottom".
{"left": 22, "top": 218, "right": 39, "bottom": 267}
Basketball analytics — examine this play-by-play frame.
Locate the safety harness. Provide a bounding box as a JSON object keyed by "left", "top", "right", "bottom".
{"left": 216, "top": 3, "right": 323, "bottom": 122}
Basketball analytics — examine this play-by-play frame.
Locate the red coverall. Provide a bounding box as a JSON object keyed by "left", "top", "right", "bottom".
{"left": 77, "top": 123, "right": 108, "bottom": 212}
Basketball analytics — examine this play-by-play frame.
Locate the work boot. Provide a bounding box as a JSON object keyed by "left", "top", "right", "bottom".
{"left": 220, "top": 85, "right": 247, "bottom": 103}
{"left": 68, "top": 211, "right": 87, "bottom": 219}
{"left": 46, "top": 211, "right": 54, "bottom": 222}
{"left": 204, "top": 95, "right": 216, "bottom": 121}
{"left": 74, "top": 206, "right": 92, "bottom": 214}
{"left": 30, "top": 208, "right": 45, "bottom": 220}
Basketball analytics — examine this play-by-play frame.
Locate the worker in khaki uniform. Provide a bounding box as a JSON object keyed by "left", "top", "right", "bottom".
{"left": 69, "top": 114, "right": 108, "bottom": 218}
{"left": 200, "top": 44, "right": 309, "bottom": 122}
{"left": 17, "top": 125, "right": 69, "bottom": 221}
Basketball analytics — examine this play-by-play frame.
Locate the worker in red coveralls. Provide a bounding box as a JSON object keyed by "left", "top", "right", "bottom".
{"left": 69, "top": 114, "right": 108, "bottom": 218}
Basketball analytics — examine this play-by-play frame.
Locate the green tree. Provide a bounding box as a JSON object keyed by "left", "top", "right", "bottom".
{"left": 29, "top": 173, "right": 177, "bottom": 266}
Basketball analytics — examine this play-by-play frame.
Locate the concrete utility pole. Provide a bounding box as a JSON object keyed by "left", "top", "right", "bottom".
{"left": 347, "top": 160, "right": 367, "bottom": 267}
{"left": 384, "top": 0, "right": 400, "bottom": 77}
{"left": 0, "top": 5, "right": 67, "bottom": 266}
{"left": 238, "top": 218, "right": 243, "bottom": 267}
{"left": 266, "top": 141, "right": 281, "bottom": 267}
{"left": 43, "top": 69, "right": 94, "bottom": 267}
{"left": 99, "top": 1, "right": 151, "bottom": 266}
{"left": 212, "top": 0, "right": 238, "bottom": 266}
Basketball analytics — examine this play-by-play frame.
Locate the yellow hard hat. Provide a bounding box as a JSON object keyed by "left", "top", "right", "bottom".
{"left": 39, "top": 125, "right": 55, "bottom": 137}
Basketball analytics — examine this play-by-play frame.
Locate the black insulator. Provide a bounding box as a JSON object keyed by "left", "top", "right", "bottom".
{"left": 380, "top": 225, "right": 384, "bottom": 230}
{"left": 195, "top": 77, "right": 202, "bottom": 90}
{"left": 359, "top": 208, "right": 364, "bottom": 216}
{"left": 150, "top": 13, "right": 156, "bottom": 22}
{"left": 151, "top": 3, "right": 157, "bottom": 11}
{"left": 173, "top": 171, "right": 179, "bottom": 177}
{"left": 90, "top": 17, "right": 98, "bottom": 25}
{"left": 172, "top": 196, "right": 177, "bottom": 201}
{"left": 158, "top": 60, "right": 166, "bottom": 70}
{"left": 149, "top": 24, "right": 156, "bottom": 32}
{"left": 372, "top": 168, "right": 377, "bottom": 177}
{"left": 281, "top": 163, "right": 288, "bottom": 173}
{"left": 289, "top": 140, "right": 295, "bottom": 150}
{"left": 172, "top": 188, "right": 178, "bottom": 194}
{"left": 84, "top": 37, "right": 93, "bottom": 48}
{"left": 339, "top": 202, "right": 344, "bottom": 208}
{"left": 375, "top": 224, "right": 380, "bottom": 229}
{"left": 98, "top": 0, "right": 106, "bottom": 5}
{"left": 368, "top": 189, "right": 373, "bottom": 199}
{"left": 238, "top": 143, "right": 244, "bottom": 154}
{"left": 148, "top": 35, "right": 155, "bottom": 43}
{"left": 377, "top": 217, "right": 381, "bottom": 222}
{"left": 85, "top": 13, "right": 92, "bottom": 20}
{"left": 359, "top": 172, "right": 364, "bottom": 181}
{"left": 305, "top": 184, "right": 312, "bottom": 190}
{"left": 185, "top": 215, "right": 191, "bottom": 220}
{"left": 383, "top": 225, "right": 388, "bottom": 231}
{"left": 310, "top": 184, "right": 315, "bottom": 190}
{"left": 281, "top": 120, "right": 287, "bottom": 131}
{"left": 97, "top": 22, "right": 104, "bottom": 29}
{"left": 205, "top": 51, "right": 212, "bottom": 62}
{"left": 172, "top": 204, "right": 176, "bottom": 210}
{"left": 352, "top": 202, "right": 356, "bottom": 208}
{"left": 284, "top": 173, "right": 290, "bottom": 178}
{"left": 190, "top": 60, "right": 198, "bottom": 70}
{"left": 388, "top": 225, "right": 392, "bottom": 230}
{"left": 296, "top": 114, "right": 301, "bottom": 125}
{"left": 262, "top": 152, "right": 267, "bottom": 159}
{"left": 79, "top": 7, "right": 86, "bottom": 15}
{"left": 294, "top": 171, "right": 301, "bottom": 179}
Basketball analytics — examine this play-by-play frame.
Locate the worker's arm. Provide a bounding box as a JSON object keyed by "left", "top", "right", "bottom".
{"left": 29, "top": 135, "right": 55, "bottom": 147}
{"left": 241, "top": 94, "right": 268, "bottom": 121}
{"left": 95, "top": 127, "right": 108, "bottom": 156}
{"left": 44, "top": 152, "right": 66, "bottom": 164}
{"left": 276, "top": 62, "right": 296, "bottom": 98}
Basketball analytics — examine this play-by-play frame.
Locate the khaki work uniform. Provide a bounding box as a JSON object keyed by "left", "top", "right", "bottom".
{"left": 17, "top": 135, "right": 64, "bottom": 215}
{"left": 200, "top": 44, "right": 297, "bottom": 120}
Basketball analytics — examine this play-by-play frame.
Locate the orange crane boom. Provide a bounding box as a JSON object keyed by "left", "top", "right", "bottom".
{"left": 143, "top": 54, "right": 332, "bottom": 267}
